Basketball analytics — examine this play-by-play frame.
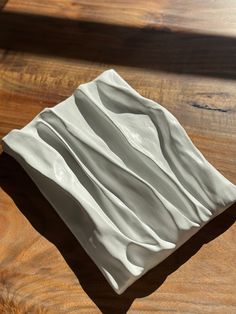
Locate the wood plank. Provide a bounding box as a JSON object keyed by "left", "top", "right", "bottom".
{"left": 4, "top": 0, "right": 236, "bottom": 36}
{"left": 0, "top": 0, "right": 235, "bottom": 313}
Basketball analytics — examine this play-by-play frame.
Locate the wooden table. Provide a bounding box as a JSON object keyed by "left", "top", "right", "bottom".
{"left": 0, "top": 1, "right": 235, "bottom": 313}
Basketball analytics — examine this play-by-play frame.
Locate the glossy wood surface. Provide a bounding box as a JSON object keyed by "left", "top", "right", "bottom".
{"left": 0, "top": 1, "right": 235, "bottom": 313}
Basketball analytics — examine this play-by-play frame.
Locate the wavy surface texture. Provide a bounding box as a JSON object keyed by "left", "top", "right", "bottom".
{"left": 2, "top": 69, "right": 236, "bottom": 294}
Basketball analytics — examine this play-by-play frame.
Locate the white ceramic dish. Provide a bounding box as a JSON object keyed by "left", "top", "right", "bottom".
{"left": 2, "top": 69, "right": 236, "bottom": 294}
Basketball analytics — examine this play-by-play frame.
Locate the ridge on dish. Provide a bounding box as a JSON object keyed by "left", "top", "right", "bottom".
{"left": 3, "top": 69, "right": 236, "bottom": 294}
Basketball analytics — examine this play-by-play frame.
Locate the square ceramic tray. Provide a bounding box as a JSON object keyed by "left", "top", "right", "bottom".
{"left": 3, "top": 70, "right": 236, "bottom": 294}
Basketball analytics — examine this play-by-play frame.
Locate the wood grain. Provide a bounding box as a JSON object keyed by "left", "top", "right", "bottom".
{"left": 0, "top": 1, "right": 235, "bottom": 313}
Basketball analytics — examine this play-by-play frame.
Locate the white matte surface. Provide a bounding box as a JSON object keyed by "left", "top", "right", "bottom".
{"left": 2, "top": 69, "right": 236, "bottom": 294}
